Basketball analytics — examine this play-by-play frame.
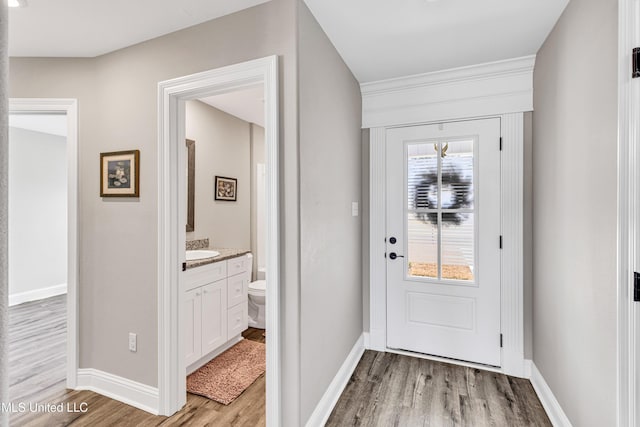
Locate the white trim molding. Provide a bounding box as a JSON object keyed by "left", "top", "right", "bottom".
{"left": 500, "top": 113, "right": 526, "bottom": 377}
{"left": 368, "top": 128, "right": 387, "bottom": 352}
{"left": 529, "top": 363, "right": 573, "bottom": 427}
{"left": 9, "top": 283, "right": 67, "bottom": 307}
{"left": 523, "top": 359, "right": 532, "bottom": 379}
{"left": 157, "top": 56, "right": 280, "bottom": 422}
{"left": 617, "top": 0, "right": 639, "bottom": 425}
{"left": 367, "top": 112, "right": 526, "bottom": 377}
{"left": 9, "top": 98, "right": 79, "bottom": 390}
{"left": 76, "top": 369, "right": 159, "bottom": 415}
{"left": 305, "top": 334, "right": 365, "bottom": 427}
{"left": 361, "top": 56, "right": 535, "bottom": 129}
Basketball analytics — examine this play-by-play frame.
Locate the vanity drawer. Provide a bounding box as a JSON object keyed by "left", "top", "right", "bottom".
{"left": 183, "top": 261, "right": 227, "bottom": 291}
{"left": 227, "top": 274, "right": 248, "bottom": 307}
{"left": 227, "top": 255, "right": 249, "bottom": 277}
{"left": 227, "top": 304, "right": 248, "bottom": 338}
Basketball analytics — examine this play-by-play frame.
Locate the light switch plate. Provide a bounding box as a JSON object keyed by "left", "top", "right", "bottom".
{"left": 129, "top": 333, "right": 137, "bottom": 352}
{"left": 352, "top": 202, "right": 359, "bottom": 217}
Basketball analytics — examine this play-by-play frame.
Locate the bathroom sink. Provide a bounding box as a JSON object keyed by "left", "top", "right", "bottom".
{"left": 186, "top": 250, "right": 220, "bottom": 261}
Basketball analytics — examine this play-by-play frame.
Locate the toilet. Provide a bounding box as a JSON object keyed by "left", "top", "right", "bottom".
{"left": 246, "top": 254, "right": 266, "bottom": 329}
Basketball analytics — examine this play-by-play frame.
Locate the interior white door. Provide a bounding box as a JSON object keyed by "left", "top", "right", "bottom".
{"left": 386, "top": 118, "right": 502, "bottom": 366}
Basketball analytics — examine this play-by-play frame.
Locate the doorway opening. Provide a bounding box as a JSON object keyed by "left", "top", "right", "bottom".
{"left": 157, "top": 56, "right": 280, "bottom": 423}
{"left": 7, "top": 99, "right": 79, "bottom": 423}
{"left": 181, "top": 85, "right": 267, "bottom": 416}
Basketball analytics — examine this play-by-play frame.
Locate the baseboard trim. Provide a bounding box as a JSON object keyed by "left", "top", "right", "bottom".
{"left": 523, "top": 359, "right": 532, "bottom": 378}
{"left": 9, "top": 283, "right": 67, "bottom": 306}
{"left": 76, "top": 368, "right": 159, "bottom": 415}
{"left": 529, "top": 363, "right": 573, "bottom": 427}
{"left": 367, "top": 328, "right": 386, "bottom": 351}
{"left": 305, "top": 334, "right": 365, "bottom": 427}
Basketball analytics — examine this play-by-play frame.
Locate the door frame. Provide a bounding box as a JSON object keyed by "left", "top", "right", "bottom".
{"left": 8, "top": 98, "right": 79, "bottom": 389}
{"left": 156, "top": 56, "right": 280, "bottom": 421}
{"left": 368, "top": 114, "right": 525, "bottom": 376}
{"left": 617, "top": 0, "right": 638, "bottom": 424}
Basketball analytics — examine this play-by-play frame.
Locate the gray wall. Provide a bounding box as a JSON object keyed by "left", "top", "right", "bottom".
{"left": 9, "top": 127, "right": 67, "bottom": 297}
{"left": 532, "top": 0, "right": 618, "bottom": 425}
{"left": 298, "top": 2, "right": 363, "bottom": 422}
{"left": 185, "top": 100, "right": 251, "bottom": 250}
{"left": 10, "top": 1, "right": 303, "bottom": 424}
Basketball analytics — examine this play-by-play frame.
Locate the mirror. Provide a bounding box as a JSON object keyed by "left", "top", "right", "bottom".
{"left": 186, "top": 139, "right": 195, "bottom": 232}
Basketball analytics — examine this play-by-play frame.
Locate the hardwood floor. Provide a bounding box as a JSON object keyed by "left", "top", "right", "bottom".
{"left": 9, "top": 295, "right": 67, "bottom": 406}
{"left": 8, "top": 295, "right": 266, "bottom": 426}
{"left": 10, "top": 297, "right": 549, "bottom": 426}
{"left": 326, "top": 350, "right": 552, "bottom": 427}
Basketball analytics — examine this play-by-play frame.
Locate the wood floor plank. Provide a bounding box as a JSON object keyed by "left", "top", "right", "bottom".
{"left": 8, "top": 295, "right": 266, "bottom": 426}
{"left": 327, "top": 351, "right": 552, "bottom": 427}
{"left": 10, "top": 296, "right": 550, "bottom": 426}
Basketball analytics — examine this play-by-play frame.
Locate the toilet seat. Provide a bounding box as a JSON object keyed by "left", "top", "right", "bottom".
{"left": 249, "top": 280, "right": 266, "bottom": 295}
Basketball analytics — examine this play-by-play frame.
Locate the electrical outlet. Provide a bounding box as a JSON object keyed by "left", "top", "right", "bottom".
{"left": 129, "top": 333, "right": 137, "bottom": 352}
{"left": 352, "top": 202, "right": 359, "bottom": 217}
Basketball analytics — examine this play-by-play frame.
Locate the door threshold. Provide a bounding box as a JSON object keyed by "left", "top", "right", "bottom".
{"left": 386, "top": 347, "right": 503, "bottom": 374}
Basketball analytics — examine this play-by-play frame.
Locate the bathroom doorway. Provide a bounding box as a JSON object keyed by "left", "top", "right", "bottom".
{"left": 157, "top": 56, "right": 280, "bottom": 422}
{"left": 180, "top": 86, "right": 268, "bottom": 418}
{"left": 7, "top": 99, "right": 79, "bottom": 415}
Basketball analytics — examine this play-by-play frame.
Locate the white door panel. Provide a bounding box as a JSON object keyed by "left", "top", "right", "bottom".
{"left": 201, "top": 281, "right": 227, "bottom": 355}
{"left": 386, "top": 118, "right": 501, "bottom": 366}
{"left": 183, "top": 288, "right": 202, "bottom": 366}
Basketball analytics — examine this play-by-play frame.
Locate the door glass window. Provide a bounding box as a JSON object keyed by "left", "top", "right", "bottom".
{"left": 407, "top": 140, "right": 475, "bottom": 282}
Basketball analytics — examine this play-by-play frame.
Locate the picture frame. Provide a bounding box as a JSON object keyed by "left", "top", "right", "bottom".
{"left": 214, "top": 176, "right": 237, "bottom": 201}
{"left": 100, "top": 150, "right": 140, "bottom": 197}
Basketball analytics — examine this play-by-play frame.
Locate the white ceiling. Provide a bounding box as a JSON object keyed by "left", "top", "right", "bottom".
{"left": 9, "top": 114, "right": 67, "bottom": 137}
{"left": 9, "top": 0, "right": 270, "bottom": 57}
{"left": 200, "top": 85, "right": 265, "bottom": 128}
{"left": 303, "top": 0, "right": 569, "bottom": 83}
{"left": 8, "top": 0, "right": 569, "bottom": 84}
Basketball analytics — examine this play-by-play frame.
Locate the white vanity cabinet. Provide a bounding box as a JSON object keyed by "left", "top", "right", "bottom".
{"left": 183, "top": 254, "right": 249, "bottom": 371}
{"left": 201, "top": 281, "right": 228, "bottom": 356}
{"left": 183, "top": 287, "right": 202, "bottom": 366}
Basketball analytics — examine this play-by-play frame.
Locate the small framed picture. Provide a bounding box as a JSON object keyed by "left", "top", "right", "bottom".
{"left": 215, "top": 176, "right": 237, "bottom": 201}
{"left": 100, "top": 150, "right": 140, "bottom": 197}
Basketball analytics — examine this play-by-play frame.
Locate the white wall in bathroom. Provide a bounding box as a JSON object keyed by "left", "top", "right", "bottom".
{"left": 250, "top": 123, "right": 265, "bottom": 279}
{"left": 185, "top": 100, "right": 251, "bottom": 250}
{"left": 8, "top": 125, "right": 68, "bottom": 303}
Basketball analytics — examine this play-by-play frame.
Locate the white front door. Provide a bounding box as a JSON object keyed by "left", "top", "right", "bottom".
{"left": 386, "top": 118, "right": 502, "bottom": 366}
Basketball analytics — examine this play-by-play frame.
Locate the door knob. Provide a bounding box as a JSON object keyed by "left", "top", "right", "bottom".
{"left": 389, "top": 252, "right": 404, "bottom": 260}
